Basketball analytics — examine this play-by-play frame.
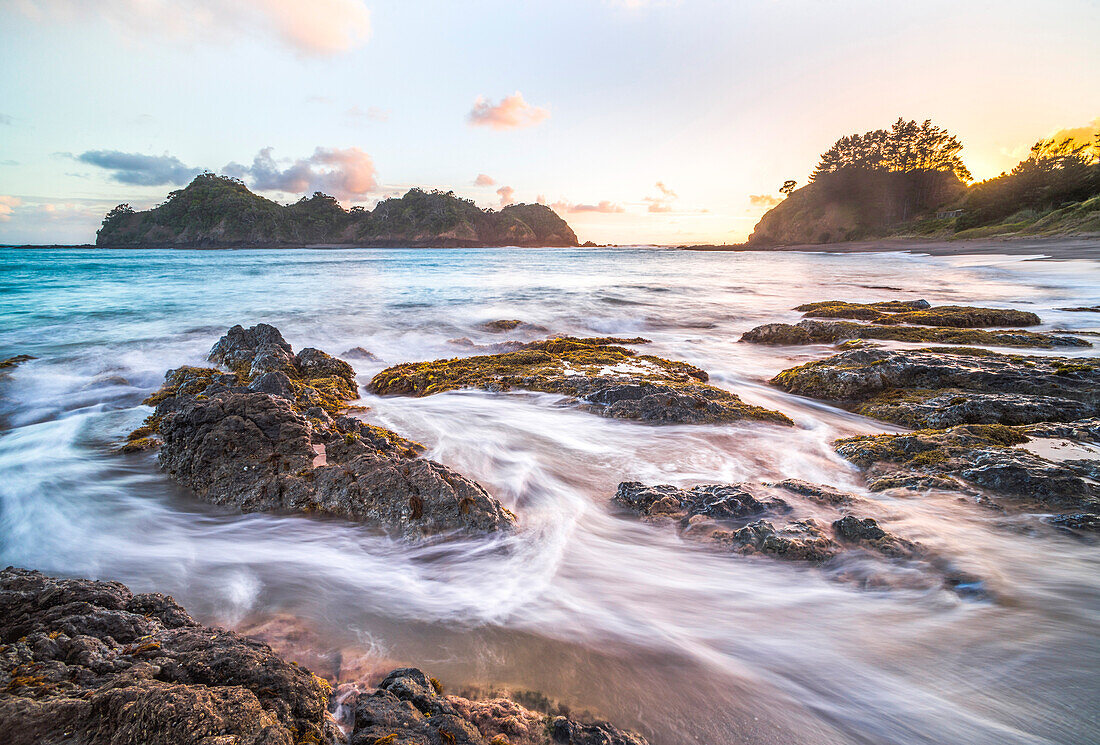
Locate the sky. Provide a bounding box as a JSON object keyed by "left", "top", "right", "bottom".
{"left": 1, "top": 0, "right": 1098, "bottom": 246}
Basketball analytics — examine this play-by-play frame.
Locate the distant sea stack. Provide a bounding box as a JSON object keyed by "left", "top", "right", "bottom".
{"left": 95, "top": 173, "right": 580, "bottom": 248}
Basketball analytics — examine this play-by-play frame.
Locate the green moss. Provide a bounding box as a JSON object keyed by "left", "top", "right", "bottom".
{"left": 0, "top": 354, "right": 36, "bottom": 370}
{"left": 796, "top": 300, "right": 1041, "bottom": 328}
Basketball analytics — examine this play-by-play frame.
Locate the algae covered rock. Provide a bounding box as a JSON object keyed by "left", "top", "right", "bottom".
{"left": 794, "top": 300, "right": 1040, "bottom": 328}
{"left": 130, "top": 325, "right": 516, "bottom": 537}
{"left": 773, "top": 347, "right": 1100, "bottom": 428}
{"left": 370, "top": 337, "right": 793, "bottom": 426}
{"left": 0, "top": 567, "right": 339, "bottom": 745}
{"left": 740, "top": 319, "right": 1087, "bottom": 349}
{"left": 835, "top": 423, "right": 1099, "bottom": 511}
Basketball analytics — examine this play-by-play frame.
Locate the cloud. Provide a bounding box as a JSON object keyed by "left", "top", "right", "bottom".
{"left": 346, "top": 105, "right": 389, "bottom": 122}
{"left": 1045, "top": 116, "right": 1100, "bottom": 148}
{"left": 0, "top": 196, "right": 22, "bottom": 221}
{"left": 496, "top": 186, "right": 516, "bottom": 207}
{"left": 749, "top": 194, "right": 781, "bottom": 208}
{"left": 14, "top": 0, "right": 371, "bottom": 56}
{"left": 644, "top": 181, "right": 678, "bottom": 212}
{"left": 468, "top": 93, "right": 549, "bottom": 131}
{"left": 551, "top": 199, "right": 625, "bottom": 214}
{"left": 76, "top": 150, "right": 201, "bottom": 186}
{"left": 225, "top": 146, "right": 377, "bottom": 200}
{"left": 474, "top": 173, "right": 496, "bottom": 187}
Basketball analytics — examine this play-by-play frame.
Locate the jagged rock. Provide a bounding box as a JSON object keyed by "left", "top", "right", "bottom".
{"left": 720, "top": 519, "right": 839, "bottom": 562}
{"left": 0, "top": 567, "right": 338, "bottom": 745}
{"left": 342, "top": 346, "right": 380, "bottom": 362}
{"left": 0, "top": 569, "right": 648, "bottom": 745}
{"left": 0, "top": 354, "right": 36, "bottom": 371}
{"left": 740, "top": 319, "right": 1087, "bottom": 348}
{"left": 832, "top": 516, "right": 921, "bottom": 558}
{"left": 131, "top": 326, "right": 516, "bottom": 537}
{"left": 613, "top": 482, "right": 772, "bottom": 520}
{"left": 767, "top": 479, "right": 854, "bottom": 504}
{"left": 370, "top": 337, "right": 793, "bottom": 426}
{"left": 835, "top": 423, "right": 1099, "bottom": 511}
{"left": 773, "top": 347, "right": 1100, "bottom": 427}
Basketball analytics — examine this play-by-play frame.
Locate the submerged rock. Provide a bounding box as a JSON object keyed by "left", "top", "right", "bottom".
{"left": 0, "top": 354, "right": 36, "bottom": 371}
{"left": 773, "top": 347, "right": 1100, "bottom": 428}
{"left": 612, "top": 481, "right": 969, "bottom": 591}
{"left": 370, "top": 337, "right": 793, "bottom": 425}
{"left": 835, "top": 423, "right": 1099, "bottom": 511}
{"left": 740, "top": 319, "right": 1087, "bottom": 348}
{"left": 130, "top": 324, "right": 516, "bottom": 537}
{"left": 0, "top": 569, "right": 648, "bottom": 745}
{"left": 0, "top": 567, "right": 339, "bottom": 745}
{"left": 794, "top": 300, "right": 1040, "bottom": 328}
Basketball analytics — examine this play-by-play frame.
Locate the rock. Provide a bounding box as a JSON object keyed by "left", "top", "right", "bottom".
{"left": 835, "top": 423, "right": 1099, "bottom": 511}
{"left": 482, "top": 319, "right": 524, "bottom": 332}
{"left": 131, "top": 326, "right": 516, "bottom": 537}
{"left": 1057, "top": 306, "right": 1100, "bottom": 312}
{"left": 768, "top": 479, "right": 855, "bottom": 504}
{"left": 0, "top": 354, "right": 36, "bottom": 371}
{"left": 740, "top": 319, "right": 1088, "bottom": 349}
{"left": 1047, "top": 513, "right": 1100, "bottom": 532}
{"left": 0, "top": 567, "right": 338, "bottom": 745}
{"left": 345, "top": 668, "right": 649, "bottom": 745}
{"left": 832, "top": 516, "right": 921, "bottom": 558}
{"left": 613, "top": 482, "right": 770, "bottom": 520}
{"left": 1, "top": 569, "right": 648, "bottom": 745}
{"left": 247, "top": 369, "right": 295, "bottom": 398}
{"left": 720, "top": 519, "right": 839, "bottom": 562}
{"left": 370, "top": 337, "right": 793, "bottom": 426}
{"left": 341, "top": 346, "right": 380, "bottom": 362}
{"left": 793, "top": 300, "right": 1040, "bottom": 328}
{"left": 772, "top": 347, "right": 1100, "bottom": 428}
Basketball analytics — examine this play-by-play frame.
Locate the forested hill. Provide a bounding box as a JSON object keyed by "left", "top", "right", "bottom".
{"left": 95, "top": 174, "right": 580, "bottom": 248}
{"left": 749, "top": 118, "right": 1100, "bottom": 245}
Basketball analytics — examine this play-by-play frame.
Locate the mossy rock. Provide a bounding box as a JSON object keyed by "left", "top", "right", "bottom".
{"left": 795, "top": 299, "right": 1040, "bottom": 328}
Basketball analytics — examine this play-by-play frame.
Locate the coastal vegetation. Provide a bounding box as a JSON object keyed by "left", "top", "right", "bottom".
{"left": 95, "top": 173, "right": 579, "bottom": 248}
{"left": 750, "top": 119, "right": 1100, "bottom": 245}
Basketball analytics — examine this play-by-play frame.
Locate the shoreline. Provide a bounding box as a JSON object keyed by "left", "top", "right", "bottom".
{"left": 680, "top": 235, "right": 1100, "bottom": 260}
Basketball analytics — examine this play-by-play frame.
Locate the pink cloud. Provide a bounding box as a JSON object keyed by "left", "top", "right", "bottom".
{"left": 468, "top": 93, "right": 549, "bottom": 130}
{"left": 474, "top": 173, "right": 496, "bottom": 186}
{"left": 748, "top": 194, "right": 781, "bottom": 208}
{"left": 0, "top": 196, "right": 22, "bottom": 221}
{"left": 551, "top": 199, "right": 625, "bottom": 214}
{"left": 16, "top": 0, "right": 371, "bottom": 56}
{"left": 644, "top": 181, "right": 678, "bottom": 212}
{"left": 225, "top": 146, "right": 377, "bottom": 200}
{"left": 496, "top": 186, "right": 516, "bottom": 207}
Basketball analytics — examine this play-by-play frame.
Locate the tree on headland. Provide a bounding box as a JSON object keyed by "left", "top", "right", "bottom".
{"left": 780, "top": 180, "right": 797, "bottom": 196}
{"left": 811, "top": 118, "right": 971, "bottom": 182}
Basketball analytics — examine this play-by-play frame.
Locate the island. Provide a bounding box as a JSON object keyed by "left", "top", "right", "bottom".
{"left": 95, "top": 173, "right": 580, "bottom": 248}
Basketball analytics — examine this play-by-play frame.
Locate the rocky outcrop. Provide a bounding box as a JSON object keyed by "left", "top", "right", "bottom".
{"left": 740, "top": 319, "right": 1088, "bottom": 348}
{"left": 835, "top": 422, "right": 1100, "bottom": 516}
{"left": 0, "top": 567, "right": 339, "bottom": 745}
{"left": 793, "top": 300, "right": 1040, "bottom": 328}
{"left": 370, "top": 337, "right": 793, "bottom": 426}
{"left": 612, "top": 481, "right": 975, "bottom": 592}
{"left": 772, "top": 347, "right": 1100, "bottom": 428}
{"left": 0, "top": 569, "right": 649, "bottom": 745}
{"left": 128, "top": 324, "right": 516, "bottom": 537}
{"left": 96, "top": 175, "right": 580, "bottom": 248}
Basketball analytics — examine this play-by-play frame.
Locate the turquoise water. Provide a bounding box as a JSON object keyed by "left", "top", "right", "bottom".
{"left": 1, "top": 246, "right": 1098, "bottom": 744}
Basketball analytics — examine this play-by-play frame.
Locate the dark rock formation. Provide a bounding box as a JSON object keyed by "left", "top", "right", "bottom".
{"left": 611, "top": 481, "right": 972, "bottom": 591}
{"left": 0, "top": 355, "right": 36, "bottom": 371}
{"left": 96, "top": 175, "right": 580, "bottom": 248}
{"left": 740, "top": 319, "right": 1087, "bottom": 348}
{"left": 772, "top": 347, "right": 1100, "bottom": 428}
{"left": 0, "top": 569, "right": 649, "bottom": 745}
{"left": 129, "top": 324, "right": 516, "bottom": 537}
{"left": 835, "top": 423, "right": 1099, "bottom": 512}
{"left": 0, "top": 567, "right": 338, "bottom": 745}
{"left": 370, "top": 337, "right": 793, "bottom": 426}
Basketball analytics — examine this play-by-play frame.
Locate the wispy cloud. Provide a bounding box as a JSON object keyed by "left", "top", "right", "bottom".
{"left": 474, "top": 173, "right": 496, "bottom": 186}
{"left": 748, "top": 194, "right": 781, "bottom": 208}
{"left": 496, "top": 185, "right": 516, "bottom": 207}
{"left": 644, "top": 181, "right": 678, "bottom": 212}
{"left": 15, "top": 0, "right": 371, "bottom": 56}
{"left": 551, "top": 199, "right": 625, "bottom": 214}
{"left": 346, "top": 105, "right": 389, "bottom": 122}
{"left": 225, "top": 147, "right": 378, "bottom": 200}
{"left": 468, "top": 93, "right": 549, "bottom": 130}
{"left": 76, "top": 150, "right": 201, "bottom": 186}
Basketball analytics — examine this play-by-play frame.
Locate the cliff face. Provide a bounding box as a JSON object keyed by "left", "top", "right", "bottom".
{"left": 748, "top": 169, "right": 965, "bottom": 246}
{"left": 96, "top": 174, "right": 580, "bottom": 248}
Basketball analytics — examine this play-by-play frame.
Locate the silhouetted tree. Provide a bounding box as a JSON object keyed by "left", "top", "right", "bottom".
{"left": 780, "top": 180, "right": 797, "bottom": 195}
